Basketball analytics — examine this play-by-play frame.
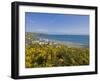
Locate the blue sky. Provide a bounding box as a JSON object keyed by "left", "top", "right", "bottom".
{"left": 25, "top": 12, "right": 89, "bottom": 35}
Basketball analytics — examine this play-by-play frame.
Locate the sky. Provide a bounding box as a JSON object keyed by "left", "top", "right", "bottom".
{"left": 25, "top": 12, "right": 89, "bottom": 35}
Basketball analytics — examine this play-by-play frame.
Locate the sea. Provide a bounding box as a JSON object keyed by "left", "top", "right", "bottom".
{"left": 38, "top": 34, "right": 89, "bottom": 46}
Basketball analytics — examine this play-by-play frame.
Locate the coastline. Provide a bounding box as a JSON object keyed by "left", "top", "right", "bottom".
{"left": 33, "top": 37, "right": 89, "bottom": 48}
{"left": 25, "top": 32, "right": 89, "bottom": 48}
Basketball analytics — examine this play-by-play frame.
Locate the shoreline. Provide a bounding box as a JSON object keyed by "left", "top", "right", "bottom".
{"left": 34, "top": 38, "right": 89, "bottom": 48}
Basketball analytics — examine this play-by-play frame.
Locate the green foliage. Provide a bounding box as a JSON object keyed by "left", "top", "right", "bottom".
{"left": 25, "top": 43, "right": 89, "bottom": 68}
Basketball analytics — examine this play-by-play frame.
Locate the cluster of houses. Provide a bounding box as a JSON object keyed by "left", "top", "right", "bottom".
{"left": 32, "top": 38, "right": 58, "bottom": 45}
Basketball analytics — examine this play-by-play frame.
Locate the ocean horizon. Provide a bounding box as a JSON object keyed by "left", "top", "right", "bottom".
{"left": 37, "top": 33, "right": 89, "bottom": 46}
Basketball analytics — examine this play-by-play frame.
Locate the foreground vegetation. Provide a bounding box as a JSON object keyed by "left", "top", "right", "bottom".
{"left": 25, "top": 33, "right": 89, "bottom": 68}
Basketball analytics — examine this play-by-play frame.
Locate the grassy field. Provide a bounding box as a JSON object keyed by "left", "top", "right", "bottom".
{"left": 25, "top": 33, "right": 89, "bottom": 68}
